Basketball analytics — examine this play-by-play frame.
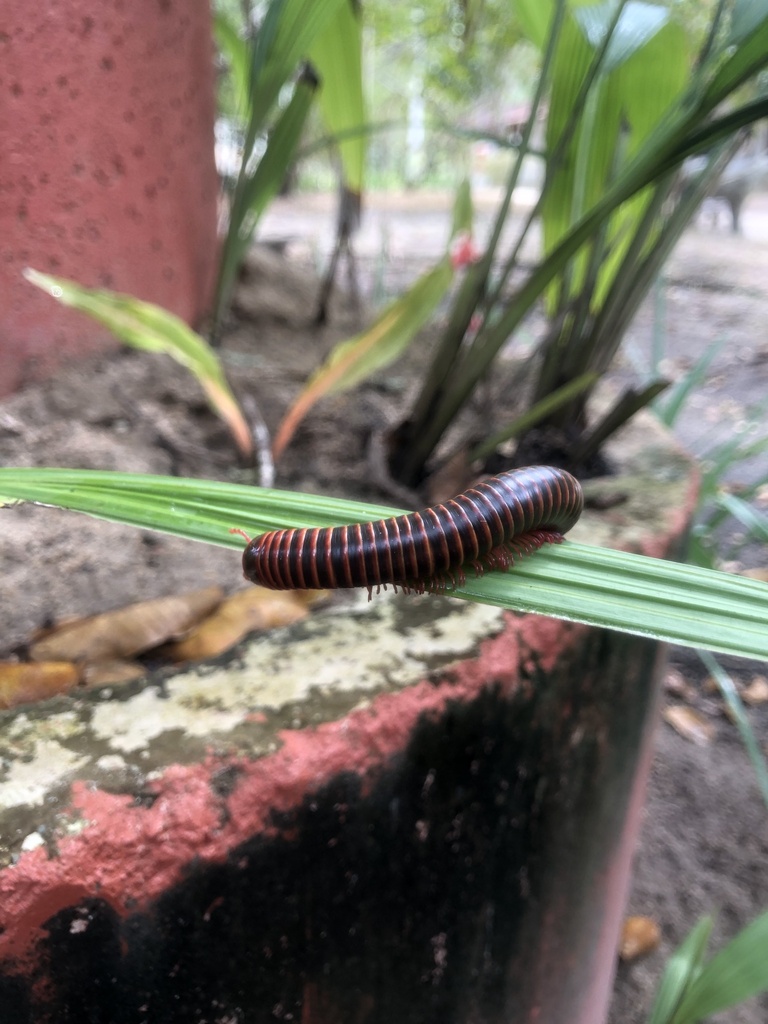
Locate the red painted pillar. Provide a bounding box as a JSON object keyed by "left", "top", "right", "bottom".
{"left": 0, "top": 0, "right": 219, "bottom": 397}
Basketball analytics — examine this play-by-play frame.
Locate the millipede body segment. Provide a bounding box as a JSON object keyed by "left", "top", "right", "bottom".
{"left": 241, "top": 466, "right": 583, "bottom": 595}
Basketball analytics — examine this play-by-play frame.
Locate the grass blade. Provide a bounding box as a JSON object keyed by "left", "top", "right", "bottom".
{"left": 648, "top": 916, "right": 714, "bottom": 1024}
{"left": 1, "top": 469, "right": 767, "bottom": 660}
{"left": 698, "top": 650, "right": 768, "bottom": 810}
{"left": 716, "top": 492, "right": 768, "bottom": 542}
{"left": 672, "top": 910, "right": 768, "bottom": 1022}
{"left": 308, "top": 0, "right": 365, "bottom": 193}
{"left": 655, "top": 339, "right": 726, "bottom": 428}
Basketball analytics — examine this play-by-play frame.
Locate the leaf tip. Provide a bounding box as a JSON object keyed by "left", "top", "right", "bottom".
{"left": 23, "top": 267, "right": 63, "bottom": 299}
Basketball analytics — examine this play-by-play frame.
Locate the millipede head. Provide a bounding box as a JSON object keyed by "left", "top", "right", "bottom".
{"left": 241, "top": 534, "right": 270, "bottom": 586}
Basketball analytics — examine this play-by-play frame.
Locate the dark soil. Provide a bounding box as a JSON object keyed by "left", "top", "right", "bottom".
{"left": 1, "top": 189, "right": 767, "bottom": 1022}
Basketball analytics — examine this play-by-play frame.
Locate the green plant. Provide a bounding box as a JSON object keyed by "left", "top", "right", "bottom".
{"left": 384, "top": 0, "right": 768, "bottom": 488}
{"left": 653, "top": 344, "right": 768, "bottom": 569}
{"left": 22, "top": 182, "right": 473, "bottom": 477}
{"left": 639, "top": 339, "right": 768, "bottom": 808}
{"left": 687, "top": 419, "right": 768, "bottom": 570}
{"left": 23, "top": 269, "right": 255, "bottom": 463}
{"left": 698, "top": 650, "right": 768, "bottom": 810}
{"left": 19, "top": 1, "right": 372, "bottom": 474}
{"left": 648, "top": 910, "right": 768, "bottom": 1024}
{"left": 212, "top": 0, "right": 366, "bottom": 335}
{"left": 272, "top": 181, "right": 474, "bottom": 458}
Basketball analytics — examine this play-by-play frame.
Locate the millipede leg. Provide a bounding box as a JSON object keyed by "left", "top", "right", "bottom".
{"left": 229, "top": 527, "right": 252, "bottom": 543}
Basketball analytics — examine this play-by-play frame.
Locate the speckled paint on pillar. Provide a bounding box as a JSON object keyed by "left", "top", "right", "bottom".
{"left": 0, "top": 0, "right": 219, "bottom": 396}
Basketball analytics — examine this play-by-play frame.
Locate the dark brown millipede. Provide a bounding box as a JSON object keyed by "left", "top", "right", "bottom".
{"left": 238, "top": 465, "right": 583, "bottom": 596}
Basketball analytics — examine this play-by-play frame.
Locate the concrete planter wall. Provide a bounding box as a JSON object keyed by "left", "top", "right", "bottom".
{"left": 0, "top": 0, "right": 219, "bottom": 397}
{"left": 0, "top": 417, "right": 698, "bottom": 1023}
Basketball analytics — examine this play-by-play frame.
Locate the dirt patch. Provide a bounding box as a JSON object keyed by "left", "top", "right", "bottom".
{"left": 1, "top": 193, "right": 767, "bottom": 1021}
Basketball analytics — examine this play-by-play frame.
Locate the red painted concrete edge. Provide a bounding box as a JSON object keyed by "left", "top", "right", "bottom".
{"left": 0, "top": 613, "right": 585, "bottom": 970}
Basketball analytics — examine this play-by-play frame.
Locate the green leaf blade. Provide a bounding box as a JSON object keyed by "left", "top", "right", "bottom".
{"left": 308, "top": 0, "right": 365, "bottom": 193}
{"left": 1, "top": 469, "right": 767, "bottom": 660}
{"left": 648, "top": 916, "right": 714, "bottom": 1024}
{"left": 672, "top": 911, "right": 768, "bottom": 1023}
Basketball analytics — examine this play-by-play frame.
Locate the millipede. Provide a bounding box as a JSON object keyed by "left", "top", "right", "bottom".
{"left": 238, "top": 465, "right": 583, "bottom": 597}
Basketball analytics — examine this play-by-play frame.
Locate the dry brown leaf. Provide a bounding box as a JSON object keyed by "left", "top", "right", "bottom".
{"left": 663, "top": 667, "right": 695, "bottom": 701}
{"left": 663, "top": 704, "right": 715, "bottom": 745}
{"left": 619, "top": 916, "right": 661, "bottom": 961}
{"left": 29, "top": 586, "right": 224, "bottom": 663}
{"left": 0, "top": 661, "right": 81, "bottom": 709}
{"left": 29, "top": 615, "right": 81, "bottom": 642}
{"left": 161, "top": 587, "right": 324, "bottom": 663}
{"left": 742, "top": 567, "right": 768, "bottom": 583}
{"left": 742, "top": 675, "right": 768, "bottom": 706}
{"left": 81, "top": 660, "right": 149, "bottom": 688}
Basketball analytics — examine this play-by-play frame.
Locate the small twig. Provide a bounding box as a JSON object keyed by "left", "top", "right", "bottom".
{"left": 242, "top": 394, "right": 274, "bottom": 488}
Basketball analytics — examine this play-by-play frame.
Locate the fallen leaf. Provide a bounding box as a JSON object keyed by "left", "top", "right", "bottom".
{"left": 742, "top": 675, "right": 768, "bottom": 706}
{"left": 742, "top": 567, "right": 768, "bottom": 583}
{"left": 82, "top": 660, "right": 149, "bottom": 687}
{"left": 663, "top": 667, "right": 695, "bottom": 701}
{"left": 29, "top": 615, "right": 81, "bottom": 642}
{"left": 29, "top": 587, "right": 224, "bottom": 663}
{"left": 663, "top": 704, "right": 715, "bottom": 745}
{"left": 161, "top": 587, "right": 324, "bottom": 663}
{"left": 0, "top": 662, "right": 81, "bottom": 709}
{"left": 619, "top": 916, "right": 661, "bottom": 961}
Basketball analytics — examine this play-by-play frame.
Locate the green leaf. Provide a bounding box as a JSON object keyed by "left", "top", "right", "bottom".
{"left": 655, "top": 340, "right": 725, "bottom": 428}
{"left": 247, "top": 0, "right": 346, "bottom": 138}
{"left": 1, "top": 469, "right": 767, "bottom": 661}
{"left": 543, "top": 8, "right": 688, "bottom": 310}
{"left": 470, "top": 372, "right": 599, "bottom": 462}
{"left": 308, "top": 0, "right": 365, "bottom": 193}
{"left": 541, "top": 10, "right": 594, "bottom": 279}
{"left": 22, "top": 270, "right": 252, "bottom": 458}
{"left": 272, "top": 255, "right": 455, "bottom": 459}
{"left": 716, "top": 493, "right": 768, "bottom": 543}
{"left": 728, "top": 0, "right": 768, "bottom": 45}
{"left": 516, "top": 0, "right": 555, "bottom": 49}
{"left": 272, "top": 181, "right": 472, "bottom": 459}
{"left": 699, "top": 651, "right": 768, "bottom": 810}
{"left": 672, "top": 910, "right": 768, "bottom": 1022}
{"left": 214, "top": 0, "right": 348, "bottom": 331}
{"left": 213, "top": 9, "right": 251, "bottom": 119}
{"left": 241, "top": 68, "right": 318, "bottom": 227}
{"left": 702, "top": 13, "right": 768, "bottom": 108}
{"left": 575, "top": 0, "right": 670, "bottom": 73}
{"left": 216, "top": 67, "right": 318, "bottom": 327}
{"left": 450, "top": 178, "right": 474, "bottom": 237}
{"left": 396, "top": 0, "right": 768, "bottom": 484}
{"left": 648, "top": 917, "right": 714, "bottom": 1024}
